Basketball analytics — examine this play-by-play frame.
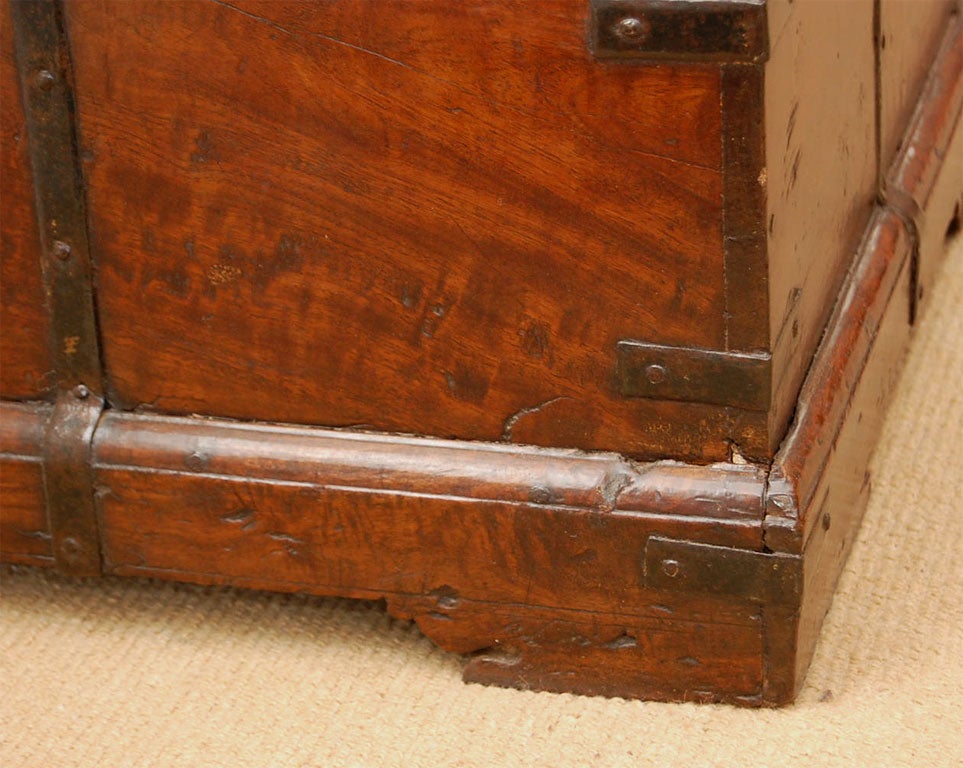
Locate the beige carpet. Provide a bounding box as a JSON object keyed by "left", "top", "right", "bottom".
{"left": 2, "top": 236, "right": 962, "bottom": 768}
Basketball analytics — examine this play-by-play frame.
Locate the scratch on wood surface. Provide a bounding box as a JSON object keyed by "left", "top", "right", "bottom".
{"left": 220, "top": 507, "right": 255, "bottom": 525}
{"left": 501, "top": 396, "right": 571, "bottom": 441}
{"left": 208, "top": 0, "right": 415, "bottom": 72}
{"left": 267, "top": 531, "right": 306, "bottom": 546}
{"left": 602, "top": 632, "right": 638, "bottom": 650}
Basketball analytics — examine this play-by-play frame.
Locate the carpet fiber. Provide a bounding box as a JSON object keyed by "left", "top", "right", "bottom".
{"left": 2, "top": 236, "right": 962, "bottom": 767}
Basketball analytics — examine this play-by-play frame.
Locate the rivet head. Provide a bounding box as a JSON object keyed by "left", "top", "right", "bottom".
{"left": 72, "top": 384, "right": 90, "bottom": 399}
{"left": 33, "top": 69, "right": 55, "bottom": 91}
{"left": 52, "top": 240, "right": 72, "bottom": 261}
{"left": 661, "top": 558, "right": 681, "bottom": 578}
{"left": 645, "top": 364, "right": 667, "bottom": 384}
{"left": 60, "top": 536, "right": 82, "bottom": 562}
{"left": 613, "top": 16, "right": 651, "bottom": 43}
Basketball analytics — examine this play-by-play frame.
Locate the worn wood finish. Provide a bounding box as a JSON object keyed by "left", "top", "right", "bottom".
{"left": 878, "top": 0, "right": 957, "bottom": 177}
{"left": 886, "top": 16, "right": 963, "bottom": 319}
{"left": 766, "top": 211, "right": 914, "bottom": 552}
{"left": 1, "top": 0, "right": 960, "bottom": 706}
{"left": 61, "top": 0, "right": 772, "bottom": 463}
{"left": 92, "top": 412, "right": 767, "bottom": 531}
{"left": 764, "top": 0, "right": 879, "bottom": 446}
{"left": 89, "top": 412, "right": 767, "bottom": 704}
{"left": 0, "top": 4, "right": 53, "bottom": 401}
{"left": 721, "top": 61, "right": 769, "bottom": 352}
{"left": 794, "top": 237, "right": 913, "bottom": 692}
{"left": 0, "top": 402, "right": 53, "bottom": 566}
{"left": 763, "top": 210, "right": 915, "bottom": 697}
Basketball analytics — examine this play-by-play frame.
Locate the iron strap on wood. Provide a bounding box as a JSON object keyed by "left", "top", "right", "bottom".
{"left": 589, "top": 0, "right": 769, "bottom": 62}
{"left": 616, "top": 340, "right": 772, "bottom": 411}
{"left": 643, "top": 536, "right": 801, "bottom": 604}
{"left": 12, "top": 0, "right": 105, "bottom": 576}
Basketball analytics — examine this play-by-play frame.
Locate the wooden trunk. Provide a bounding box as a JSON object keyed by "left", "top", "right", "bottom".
{"left": 1, "top": 0, "right": 961, "bottom": 705}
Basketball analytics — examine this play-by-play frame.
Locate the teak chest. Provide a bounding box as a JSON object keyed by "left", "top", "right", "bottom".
{"left": 1, "top": 0, "right": 961, "bottom": 705}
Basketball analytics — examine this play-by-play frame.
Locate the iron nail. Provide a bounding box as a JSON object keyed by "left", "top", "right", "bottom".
{"left": 614, "top": 16, "right": 650, "bottom": 43}
{"left": 52, "top": 240, "right": 72, "bottom": 261}
{"left": 661, "top": 559, "right": 681, "bottom": 578}
{"left": 73, "top": 384, "right": 90, "bottom": 399}
{"left": 645, "top": 364, "right": 667, "bottom": 384}
{"left": 33, "top": 68, "right": 55, "bottom": 91}
{"left": 60, "top": 535, "right": 82, "bottom": 561}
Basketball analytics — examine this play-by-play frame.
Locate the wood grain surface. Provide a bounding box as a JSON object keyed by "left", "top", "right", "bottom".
{"left": 0, "top": 5, "right": 53, "bottom": 400}
{"left": 1, "top": 0, "right": 959, "bottom": 707}
{"left": 61, "top": 0, "right": 755, "bottom": 461}
{"left": 90, "top": 410, "right": 767, "bottom": 703}
{"left": 0, "top": 402, "right": 52, "bottom": 566}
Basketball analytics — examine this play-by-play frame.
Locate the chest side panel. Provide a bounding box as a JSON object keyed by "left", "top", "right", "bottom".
{"left": 764, "top": 0, "right": 878, "bottom": 443}
{"left": 64, "top": 0, "right": 738, "bottom": 460}
{"left": 879, "top": 0, "right": 957, "bottom": 177}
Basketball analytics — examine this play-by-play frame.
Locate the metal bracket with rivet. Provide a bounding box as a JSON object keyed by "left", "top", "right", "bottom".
{"left": 615, "top": 340, "right": 772, "bottom": 411}
{"left": 643, "top": 536, "right": 801, "bottom": 604}
{"left": 589, "top": 0, "right": 770, "bottom": 63}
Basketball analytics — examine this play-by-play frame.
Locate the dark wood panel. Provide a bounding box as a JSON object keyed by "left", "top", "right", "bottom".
{"left": 0, "top": 0, "right": 54, "bottom": 400}
{"left": 0, "top": 459, "right": 51, "bottom": 565}
{"left": 721, "top": 62, "right": 768, "bottom": 351}
{"left": 0, "top": 459, "right": 51, "bottom": 566}
{"left": 63, "top": 0, "right": 742, "bottom": 460}
{"left": 96, "top": 469, "right": 763, "bottom": 614}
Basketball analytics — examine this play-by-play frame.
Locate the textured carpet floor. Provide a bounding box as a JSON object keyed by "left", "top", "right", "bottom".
{"left": 2, "top": 236, "right": 962, "bottom": 767}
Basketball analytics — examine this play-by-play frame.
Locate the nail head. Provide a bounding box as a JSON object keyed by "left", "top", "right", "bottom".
{"left": 614, "top": 16, "right": 651, "bottom": 43}
{"left": 645, "top": 364, "right": 667, "bottom": 384}
{"left": 33, "top": 69, "right": 55, "bottom": 91}
{"left": 52, "top": 240, "right": 72, "bottom": 261}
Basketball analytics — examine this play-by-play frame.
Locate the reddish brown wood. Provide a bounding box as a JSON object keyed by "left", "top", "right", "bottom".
{"left": 83, "top": 410, "right": 767, "bottom": 703}
{"left": 793, "top": 247, "right": 912, "bottom": 690}
{"left": 0, "top": 0, "right": 960, "bottom": 708}
{"left": 61, "top": 0, "right": 769, "bottom": 463}
{"left": 0, "top": 402, "right": 52, "bottom": 566}
{"left": 457, "top": 601, "right": 763, "bottom": 703}
{"left": 93, "top": 411, "right": 766, "bottom": 527}
{"left": 0, "top": 4, "right": 53, "bottom": 400}
{"left": 761, "top": 209, "right": 915, "bottom": 700}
